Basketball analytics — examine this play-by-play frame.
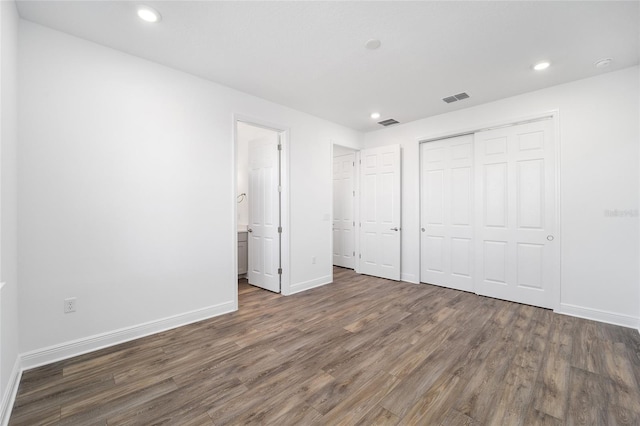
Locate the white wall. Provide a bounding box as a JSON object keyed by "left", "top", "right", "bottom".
{"left": 363, "top": 67, "right": 640, "bottom": 328}
{"left": 18, "top": 21, "right": 361, "bottom": 361}
{"left": 0, "top": 0, "right": 20, "bottom": 418}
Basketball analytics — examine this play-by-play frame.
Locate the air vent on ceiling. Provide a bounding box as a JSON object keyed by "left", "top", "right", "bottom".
{"left": 378, "top": 118, "right": 400, "bottom": 127}
{"left": 442, "top": 92, "right": 470, "bottom": 104}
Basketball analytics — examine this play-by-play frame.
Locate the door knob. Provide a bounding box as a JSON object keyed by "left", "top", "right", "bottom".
{"left": 390, "top": 227, "right": 399, "bottom": 231}
{"left": 421, "top": 227, "right": 425, "bottom": 232}
{"left": 547, "top": 235, "right": 554, "bottom": 241}
{"left": 248, "top": 228, "right": 253, "bottom": 233}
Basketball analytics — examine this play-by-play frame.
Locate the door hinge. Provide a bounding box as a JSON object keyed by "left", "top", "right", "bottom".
{"left": 359, "top": 254, "right": 361, "bottom": 259}
{"left": 278, "top": 185, "right": 282, "bottom": 192}
{"left": 352, "top": 190, "right": 355, "bottom": 196}
{"left": 278, "top": 268, "right": 282, "bottom": 275}
{"left": 352, "top": 221, "right": 355, "bottom": 227}
{"left": 353, "top": 161, "right": 355, "bottom": 166}
{"left": 359, "top": 159, "right": 362, "bottom": 165}
{"left": 277, "top": 144, "right": 282, "bottom": 151}
{"left": 277, "top": 226, "right": 282, "bottom": 233}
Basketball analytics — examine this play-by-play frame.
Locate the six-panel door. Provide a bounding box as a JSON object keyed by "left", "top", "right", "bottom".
{"left": 333, "top": 152, "right": 356, "bottom": 269}
{"left": 420, "top": 118, "right": 558, "bottom": 309}
{"left": 420, "top": 135, "right": 474, "bottom": 291}
{"left": 474, "top": 119, "right": 557, "bottom": 308}
{"left": 360, "top": 145, "right": 401, "bottom": 281}
{"left": 248, "top": 135, "right": 281, "bottom": 293}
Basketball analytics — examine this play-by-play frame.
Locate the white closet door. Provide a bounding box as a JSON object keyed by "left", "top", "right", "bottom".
{"left": 474, "top": 119, "right": 557, "bottom": 308}
{"left": 333, "top": 152, "right": 355, "bottom": 269}
{"left": 360, "top": 145, "right": 401, "bottom": 281}
{"left": 248, "top": 135, "right": 280, "bottom": 293}
{"left": 420, "top": 135, "right": 474, "bottom": 291}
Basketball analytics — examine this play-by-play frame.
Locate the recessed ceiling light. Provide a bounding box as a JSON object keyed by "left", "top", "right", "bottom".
{"left": 370, "top": 112, "right": 381, "bottom": 119}
{"left": 595, "top": 58, "right": 613, "bottom": 69}
{"left": 137, "top": 5, "right": 161, "bottom": 23}
{"left": 365, "top": 39, "right": 381, "bottom": 50}
{"left": 533, "top": 61, "right": 550, "bottom": 71}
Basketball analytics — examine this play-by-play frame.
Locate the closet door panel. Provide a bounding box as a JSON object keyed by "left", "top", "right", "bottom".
{"left": 420, "top": 135, "right": 474, "bottom": 292}
{"left": 475, "top": 119, "right": 558, "bottom": 308}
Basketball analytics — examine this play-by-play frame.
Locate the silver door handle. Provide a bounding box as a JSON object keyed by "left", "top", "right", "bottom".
{"left": 248, "top": 228, "right": 253, "bottom": 233}
{"left": 390, "top": 227, "right": 399, "bottom": 231}
{"left": 547, "top": 235, "right": 554, "bottom": 241}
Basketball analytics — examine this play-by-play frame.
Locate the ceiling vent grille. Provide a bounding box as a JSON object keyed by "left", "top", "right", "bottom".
{"left": 378, "top": 118, "right": 400, "bottom": 127}
{"left": 442, "top": 92, "right": 470, "bottom": 104}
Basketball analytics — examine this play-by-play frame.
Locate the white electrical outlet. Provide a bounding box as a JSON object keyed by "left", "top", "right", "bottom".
{"left": 64, "top": 297, "right": 76, "bottom": 313}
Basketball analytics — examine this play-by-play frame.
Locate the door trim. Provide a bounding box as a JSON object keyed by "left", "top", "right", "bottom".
{"left": 233, "top": 114, "right": 291, "bottom": 302}
{"left": 417, "top": 110, "right": 561, "bottom": 312}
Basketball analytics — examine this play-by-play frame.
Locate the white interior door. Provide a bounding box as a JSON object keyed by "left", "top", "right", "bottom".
{"left": 333, "top": 152, "right": 355, "bottom": 269}
{"left": 359, "top": 145, "right": 401, "bottom": 280}
{"left": 248, "top": 134, "right": 280, "bottom": 293}
{"left": 420, "top": 135, "right": 474, "bottom": 291}
{"left": 474, "top": 119, "right": 557, "bottom": 308}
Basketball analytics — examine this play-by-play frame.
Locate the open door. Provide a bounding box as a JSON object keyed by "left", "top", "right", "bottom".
{"left": 333, "top": 151, "right": 356, "bottom": 269}
{"left": 359, "top": 145, "right": 401, "bottom": 280}
{"left": 247, "top": 134, "right": 281, "bottom": 293}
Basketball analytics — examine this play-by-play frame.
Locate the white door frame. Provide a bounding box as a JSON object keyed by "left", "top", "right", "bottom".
{"left": 233, "top": 114, "right": 291, "bottom": 305}
{"left": 330, "top": 143, "right": 360, "bottom": 272}
{"left": 417, "top": 110, "right": 561, "bottom": 311}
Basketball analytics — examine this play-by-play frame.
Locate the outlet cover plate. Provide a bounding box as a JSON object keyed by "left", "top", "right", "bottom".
{"left": 64, "top": 297, "right": 76, "bottom": 313}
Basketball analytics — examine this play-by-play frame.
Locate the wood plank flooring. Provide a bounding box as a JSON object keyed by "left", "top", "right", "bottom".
{"left": 9, "top": 267, "right": 640, "bottom": 425}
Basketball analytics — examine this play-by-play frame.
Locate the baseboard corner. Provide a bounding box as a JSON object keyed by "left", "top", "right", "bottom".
{"left": 287, "top": 275, "right": 332, "bottom": 295}
{"left": 0, "top": 356, "right": 23, "bottom": 426}
{"left": 558, "top": 303, "right": 639, "bottom": 329}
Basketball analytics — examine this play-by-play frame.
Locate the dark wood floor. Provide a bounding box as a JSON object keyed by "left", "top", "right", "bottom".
{"left": 9, "top": 267, "right": 640, "bottom": 425}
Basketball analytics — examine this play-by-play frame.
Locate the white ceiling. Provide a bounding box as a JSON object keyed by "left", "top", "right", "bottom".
{"left": 16, "top": 1, "right": 640, "bottom": 132}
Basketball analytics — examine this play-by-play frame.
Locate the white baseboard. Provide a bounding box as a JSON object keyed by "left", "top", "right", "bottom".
{"left": 0, "top": 357, "right": 22, "bottom": 426}
{"left": 21, "top": 301, "right": 236, "bottom": 370}
{"left": 286, "top": 275, "right": 332, "bottom": 295}
{"left": 400, "top": 273, "right": 419, "bottom": 284}
{"left": 559, "top": 303, "right": 639, "bottom": 329}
